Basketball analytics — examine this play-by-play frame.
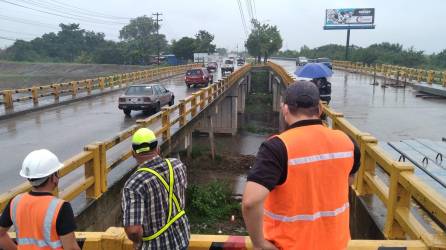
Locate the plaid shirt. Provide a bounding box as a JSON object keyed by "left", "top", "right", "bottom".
{"left": 122, "top": 156, "right": 190, "bottom": 249}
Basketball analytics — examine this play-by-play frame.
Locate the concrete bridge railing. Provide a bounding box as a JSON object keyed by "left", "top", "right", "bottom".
{"left": 0, "top": 63, "right": 252, "bottom": 212}
{"left": 269, "top": 60, "right": 446, "bottom": 248}
{"left": 1, "top": 62, "right": 445, "bottom": 249}
{"left": 334, "top": 60, "right": 446, "bottom": 86}
{"left": 0, "top": 64, "right": 201, "bottom": 110}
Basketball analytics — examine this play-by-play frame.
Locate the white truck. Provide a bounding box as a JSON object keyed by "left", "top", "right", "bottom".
{"left": 221, "top": 59, "right": 234, "bottom": 75}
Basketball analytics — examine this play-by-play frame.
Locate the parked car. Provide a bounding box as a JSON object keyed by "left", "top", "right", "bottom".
{"left": 296, "top": 56, "right": 308, "bottom": 66}
{"left": 206, "top": 62, "right": 218, "bottom": 72}
{"left": 118, "top": 84, "right": 174, "bottom": 116}
{"left": 185, "top": 68, "right": 213, "bottom": 88}
{"left": 316, "top": 57, "right": 333, "bottom": 70}
{"left": 236, "top": 58, "right": 245, "bottom": 66}
{"left": 221, "top": 59, "right": 235, "bottom": 75}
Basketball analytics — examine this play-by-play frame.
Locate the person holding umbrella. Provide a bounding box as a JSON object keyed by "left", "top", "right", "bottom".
{"left": 295, "top": 63, "right": 333, "bottom": 105}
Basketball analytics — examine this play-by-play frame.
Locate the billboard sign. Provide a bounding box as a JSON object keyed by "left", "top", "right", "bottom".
{"left": 324, "top": 8, "right": 375, "bottom": 30}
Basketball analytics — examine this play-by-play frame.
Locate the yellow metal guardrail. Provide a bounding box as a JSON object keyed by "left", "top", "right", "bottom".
{"left": 333, "top": 60, "right": 446, "bottom": 86}
{"left": 1, "top": 62, "right": 445, "bottom": 249}
{"left": 0, "top": 64, "right": 200, "bottom": 109}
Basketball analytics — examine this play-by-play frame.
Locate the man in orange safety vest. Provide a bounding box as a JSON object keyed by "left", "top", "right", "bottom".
{"left": 242, "top": 81, "right": 360, "bottom": 250}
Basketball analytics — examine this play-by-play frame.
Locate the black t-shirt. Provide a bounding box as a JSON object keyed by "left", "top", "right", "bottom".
{"left": 0, "top": 191, "right": 77, "bottom": 236}
{"left": 247, "top": 119, "right": 361, "bottom": 191}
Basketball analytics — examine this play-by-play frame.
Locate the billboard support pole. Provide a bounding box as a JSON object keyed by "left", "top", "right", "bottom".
{"left": 345, "top": 28, "right": 351, "bottom": 60}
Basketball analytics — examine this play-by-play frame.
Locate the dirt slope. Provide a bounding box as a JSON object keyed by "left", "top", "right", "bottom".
{"left": 0, "top": 61, "right": 152, "bottom": 90}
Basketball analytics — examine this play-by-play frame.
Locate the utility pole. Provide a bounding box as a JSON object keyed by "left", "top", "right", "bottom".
{"left": 345, "top": 28, "right": 351, "bottom": 60}
{"left": 152, "top": 12, "right": 163, "bottom": 65}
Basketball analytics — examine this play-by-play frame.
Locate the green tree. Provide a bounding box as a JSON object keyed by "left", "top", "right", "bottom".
{"left": 171, "top": 37, "right": 197, "bottom": 61}
{"left": 119, "top": 16, "right": 167, "bottom": 64}
{"left": 194, "top": 30, "right": 216, "bottom": 53}
{"left": 216, "top": 47, "right": 227, "bottom": 56}
{"left": 57, "top": 23, "right": 86, "bottom": 62}
{"left": 245, "top": 19, "right": 283, "bottom": 62}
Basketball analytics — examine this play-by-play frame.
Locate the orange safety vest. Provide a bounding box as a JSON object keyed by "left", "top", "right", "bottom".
{"left": 10, "top": 193, "right": 64, "bottom": 250}
{"left": 264, "top": 124, "right": 354, "bottom": 250}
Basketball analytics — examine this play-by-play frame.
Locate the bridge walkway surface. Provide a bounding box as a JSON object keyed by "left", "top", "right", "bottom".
{"left": 0, "top": 61, "right": 445, "bottom": 249}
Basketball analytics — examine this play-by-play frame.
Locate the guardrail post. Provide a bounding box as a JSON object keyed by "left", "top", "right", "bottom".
{"left": 96, "top": 142, "right": 108, "bottom": 193}
{"left": 99, "top": 78, "right": 105, "bottom": 90}
{"left": 86, "top": 80, "right": 92, "bottom": 95}
{"left": 53, "top": 84, "right": 60, "bottom": 101}
{"left": 355, "top": 135, "right": 378, "bottom": 195}
{"left": 383, "top": 162, "right": 414, "bottom": 239}
{"left": 443, "top": 72, "right": 446, "bottom": 87}
{"left": 161, "top": 107, "right": 171, "bottom": 141}
{"left": 207, "top": 87, "right": 213, "bottom": 104}
{"left": 3, "top": 90, "right": 13, "bottom": 109}
{"left": 191, "top": 93, "right": 198, "bottom": 117}
{"left": 427, "top": 70, "right": 434, "bottom": 84}
{"left": 199, "top": 90, "right": 205, "bottom": 110}
{"left": 71, "top": 81, "right": 77, "bottom": 97}
{"left": 330, "top": 112, "right": 344, "bottom": 130}
{"left": 31, "top": 87, "right": 39, "bottom": 104}
{"left": 84, "top": 144, "right": 102, "bottom": 199}
{"left": 179, "top": 100, "right": 186, "bottom": 126}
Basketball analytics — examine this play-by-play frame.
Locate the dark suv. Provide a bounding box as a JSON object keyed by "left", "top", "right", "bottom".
{"left": 316, "top": 57, "right": 333, "bottom": 70}
{"left": 185, "top": 68, "right": 213, "bottom": 88}
{"left": 206, "top": 62, "right": 218, "bottom": 72}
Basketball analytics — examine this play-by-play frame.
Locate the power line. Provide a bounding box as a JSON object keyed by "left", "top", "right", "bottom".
{"left": 0, "top": 35, "right": 20, "bottom": 41}
{"left": 44, "top": 0, "right": 131, "bottom": 20}
{"left": 153, "top": 12, "right": 162, "bottom": 65}
{"left": 0, "top": 0, "right": 127, "bottom": 26}
{"left": 0, "top": 14, "right": 59, "bottom": 30}
{"left": 14, "top": 0, "right": 128, "bottom": 23}
{"left": 236, "top": 0, "right": 249, "bottom": 37}
{"left": 0, "top": 28, "right": 42, "bottom": 37}
{"left": 252, "top": 0, "right": 257, "bottom": 18}
{"left": 245, "top": 0, "right": 253, "bottom": 22}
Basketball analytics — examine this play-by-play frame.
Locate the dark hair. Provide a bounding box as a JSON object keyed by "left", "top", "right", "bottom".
{"left": 287, "top": 105, "right": 320, "bottom": 117}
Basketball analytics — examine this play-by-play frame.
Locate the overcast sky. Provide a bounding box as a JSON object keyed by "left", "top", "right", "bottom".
{"left": 0, "top": 0, "right": 445, "bottom": 54}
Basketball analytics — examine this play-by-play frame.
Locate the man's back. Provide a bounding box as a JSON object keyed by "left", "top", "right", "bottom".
{"left": 122, "top": 156, "right": 189, "bottom": 249}
{"left": 264, "top": 124, "right": 353, "bottom": 250}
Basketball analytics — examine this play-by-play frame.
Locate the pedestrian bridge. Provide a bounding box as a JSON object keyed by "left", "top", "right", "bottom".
{"left": 1, "top": 61, "right": 445, "bottom": 249}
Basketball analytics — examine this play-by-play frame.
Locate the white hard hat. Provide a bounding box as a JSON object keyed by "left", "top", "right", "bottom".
{"left": 20, "top": 149, "right": 64, "bottom": 179}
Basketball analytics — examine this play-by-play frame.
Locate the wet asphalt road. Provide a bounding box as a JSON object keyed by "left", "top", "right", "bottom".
{"left": 0, "top": 69, "right": 225, "bottom": 193}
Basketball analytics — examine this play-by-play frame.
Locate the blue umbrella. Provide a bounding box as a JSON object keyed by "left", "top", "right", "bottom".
{"left": 294, "top": 63, "right": 333, "bottom": 78}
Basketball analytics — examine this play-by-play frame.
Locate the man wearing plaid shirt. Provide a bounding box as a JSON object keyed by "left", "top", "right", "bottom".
{"left": 122, "top": 128, "right": 190, "bottom": 250}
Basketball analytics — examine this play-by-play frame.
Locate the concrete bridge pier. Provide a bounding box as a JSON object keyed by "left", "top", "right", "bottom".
{"left": 247, "top": 73, "right": 252, "bottom": 93}
{"left": 272, "top": 75, "right": 284, "bottom": 112}
{"left": 268, "top": 71, "right": 273, "bottom": 93}
{"left": 237, "top": 79, "right": 247, "bottom": 114}
{"left": 195, "top": 82, "right": 243, "bottom": 135}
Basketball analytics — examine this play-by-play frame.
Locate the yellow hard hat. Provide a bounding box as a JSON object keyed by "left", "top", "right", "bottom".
{"left": 132, "top": 128, "right": 157, "bottom": 154}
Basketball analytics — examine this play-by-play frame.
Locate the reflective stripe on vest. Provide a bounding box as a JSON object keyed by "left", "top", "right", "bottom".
{"left": 288, "top": 151, "right": 353, "bottom": 166}
{"left": 264, "top": 202, "right": 349, "bottom": 222}
{"left": 11, "top": 194, "right": 62, "bottom": 249}
{"left": 137, "top": 159, "right": 186, "bottom": 241}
